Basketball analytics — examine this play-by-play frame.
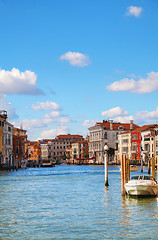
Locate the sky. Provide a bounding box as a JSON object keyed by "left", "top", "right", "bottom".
{"left": 0, "top": 0, "right": 158, "bottom": 140}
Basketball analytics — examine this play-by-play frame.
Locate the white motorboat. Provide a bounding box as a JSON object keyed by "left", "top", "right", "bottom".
{"left": 125, "top": 175, "right": 158, "bottom": 196}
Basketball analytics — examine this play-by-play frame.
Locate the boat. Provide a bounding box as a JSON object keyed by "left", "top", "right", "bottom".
{"left": 130, "top": 165, "right": 140, "bottom": 171}
{"left": 41, "top": 159, "right": 55, "bottom": 167}
{"left": 125, "top": 175, "right": 158, "bottom": 196}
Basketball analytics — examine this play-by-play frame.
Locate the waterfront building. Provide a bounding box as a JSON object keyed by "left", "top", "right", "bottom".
{"left": 118, "top": 124, "right": 158, "bottom": 164}
{"left": 0, "top": 110, "right": 13, "bottom": 169}
{"left": 66, "top": 146, "right": 72, "bottom": 164}
{"left": 141, "top": 126, "right": 156, "bottom": 164}
{"left": 118, "top": 131, "right": 131, "bottom": 163}
{"left": 88, "top": 120, "right": 139, "bottom": 164}
{"left": 27, "top": 141, "right": 41, "bottom": 166}
{"left": 71, "top": 140, "right": 89, "bottom": 164}
{"left": 40, "top": 141, "right": 52, "bottom": 160}
{"left": 41, "top": 134, "right": 84, "bottom": 164}
{"left": 13, "top": 127, "right": 28, "bottom": 168}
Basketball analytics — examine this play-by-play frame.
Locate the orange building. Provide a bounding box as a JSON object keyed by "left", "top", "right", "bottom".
{"left": 27, "top": 141, "right": 41, "bottom": 167}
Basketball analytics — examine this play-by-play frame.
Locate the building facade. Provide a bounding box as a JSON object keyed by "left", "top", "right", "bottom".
{"left": 88, "top": 120, "right": 138, "bottom": 164}
{"left": 0, "top": 110, "right": 13, "bottom": 169}
{"left": 118, "top": 124, "right": 158, "bottom": 164}
{"left": 13, "top": 127, "right": 28, "bottom": 168}
{"left": 41, "top": 134, "right": 84, "bottom": 164}
{"left": 27, "top": 141, "right": 41, "bottom": 166}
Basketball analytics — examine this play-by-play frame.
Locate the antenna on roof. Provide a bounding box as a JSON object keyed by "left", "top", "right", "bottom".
{"left": 20, "top": 123, "right": 23, "bottom": 130}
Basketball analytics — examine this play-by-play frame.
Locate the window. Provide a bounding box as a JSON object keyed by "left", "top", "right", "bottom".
{"left": 2, "top": 122, "right": 4, "bottom": 127}
{"left": 122, "top": 147, "right": 128, "bottom": 153}
{"left": 0, "top": 121, "right": 1, "bottom": 126}
{"left": 104, "top": 132, "right": 107, "bottom": 139}
{"left": 122, "top": 139, "right": 128, "bottom": 144}
{"left": 118, "top": 126, "right": 124, "bottom": 130}
{"left": 116, "top": 132, "right": 118, "bottom": 140}
{"left": 132, "top": 143, "right": 137, "bottom": 152}
{"left": 116, "top": 143, "right": 118, "bottom": 150}
{"left": 132, "top": 134, "right": 137, "bottom": 140}
{"left": 8, "top": 126, "right": 11, "bottom": 132}
{"left": 16, "top": 147, "right": 19, "bottom": 154}
{"left": 16, "top": 139, "right": 19, "bottom": 145}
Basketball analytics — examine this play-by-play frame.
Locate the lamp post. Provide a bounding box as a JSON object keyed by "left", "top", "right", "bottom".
{"left": 104, "top": 145, "right": 109, "bottom": 186}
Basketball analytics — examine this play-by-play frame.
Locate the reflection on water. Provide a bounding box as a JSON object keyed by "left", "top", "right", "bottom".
{"left": 0, "top": 165, "right": 158, "bottom": 239}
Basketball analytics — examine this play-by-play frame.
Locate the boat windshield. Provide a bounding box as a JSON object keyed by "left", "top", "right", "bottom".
{"left": 131, "top": 176, "right": 139, "bottom": 180}
{"left": 131, "top": 176, "right": 154, "bottom": 181}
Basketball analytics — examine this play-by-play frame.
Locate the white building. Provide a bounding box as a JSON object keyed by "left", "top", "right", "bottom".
{"left": 88, "top": 120, "right": 138, "bottom": 164}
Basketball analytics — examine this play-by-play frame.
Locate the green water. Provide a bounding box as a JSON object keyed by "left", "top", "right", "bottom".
{"left": 0, "top": 165, "right": 158, "bottom": 239}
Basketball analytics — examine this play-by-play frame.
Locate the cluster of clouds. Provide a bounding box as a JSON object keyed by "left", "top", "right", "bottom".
{"left": 0, "top": 68, "right": 43, "bottom": 95}
{"left": 13, "top": 100, "right": 72, "bottom": 140}
{"left": 107, "top": 72, "right": 158, "bottom": 94}
{"left": 101, "top": 106, "right": 158, "bottom": 125}
{"left": 82, "top": 105, "right": 158, "bottom": 128}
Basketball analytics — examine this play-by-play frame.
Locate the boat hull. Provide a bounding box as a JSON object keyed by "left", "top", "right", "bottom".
{"left": 125, "top": 184, "right": 158, "bottom": 196}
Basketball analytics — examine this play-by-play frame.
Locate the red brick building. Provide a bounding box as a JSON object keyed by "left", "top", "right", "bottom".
{"left": 12, "top": 127, "right": 28, "bottom": 168}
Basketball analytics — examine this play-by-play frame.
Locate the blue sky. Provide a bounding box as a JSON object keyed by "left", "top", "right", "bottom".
{"left": 0, "top": 0, "right": 158, "bottom": 140}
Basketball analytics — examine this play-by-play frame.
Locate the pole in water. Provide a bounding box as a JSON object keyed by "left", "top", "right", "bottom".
{"left": 121, "top": 154, "right": 125, "bottom": 196}
{"left": 141, "top": 155, "right": 143, "bottom": 173}
{"left": 157, "top": 156, "right": 158, "bottom": 183}
{"left": 148, "top": 159, "right": 150, "bottom": 174}
{"left": 104, "top": 145, "right": 109, "bottom": 187}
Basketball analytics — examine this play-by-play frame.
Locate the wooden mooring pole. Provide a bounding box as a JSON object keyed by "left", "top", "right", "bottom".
{"left": 157, "top": 156, "right": 158, "bottom": 183}
{"left": 151, "top": 158, "right": 155, "bottom": 180}
{"left": 121, "top": 154, "right": 129, "bottom": 196}
{"left": 127, "top": 158, "right": 130, "bottom": 182}
{"left": 104, "top": 145, "right": 109, "bottom": 187}
{"left": 121, "top": 155, "right": 125, "bottom": 196}
{"left": 148, "top": 159, "right": 150, "bottom": 174}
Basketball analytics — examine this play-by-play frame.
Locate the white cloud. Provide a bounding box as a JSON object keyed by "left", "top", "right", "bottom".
{"left": 135, "top": 106, "right": 158, "bottom": 120}
{"left": 0, "top": 94, "right": 18, "bottom": 120}
{"left": 0, "top": 68, "right": 43, "bottom": 95}
{"left": 126, "top": 6, "right": 143, "bottom": 17}
{"left": 101, "top": 107, "right": 128, "bottom": 118}
{"left": 59, "top": 116, "right": 71, "bottom": 123}
{"left": 107, "top": 72, "right": 158, "bottom": 94}
{"left": 38, "top": 126, "right": 68, "bottom": 139}
{"left": 82, "top": 120, "right": 97, "bottom": 127}
{"left": 43, "top": 111, "right": 60, "bottom": 119}
{"left": 15, "top": 119, "right": 44, "bottom": 130}
{"left": 31, "top": 101, "right": 60, "bottom": 111}
{"left": 14, "top": 111, "right": 60, "bottom": 131}
{"left": 113, "top": 116, "right": 134, "bottom": 123}
{"left": 59, "top": 51, "right": 91, "bottom": 67}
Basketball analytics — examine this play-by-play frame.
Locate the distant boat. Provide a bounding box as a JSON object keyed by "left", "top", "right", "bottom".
{"left": 41, "top": 159, "right": 55, "bottom": 167}
{"left": 130, "top": 165, "right": 140, "bottom": 171}
{"left": 125, "top": 175, "right": 158, "bottom": 196}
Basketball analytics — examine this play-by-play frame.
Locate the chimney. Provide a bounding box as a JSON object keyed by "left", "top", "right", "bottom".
{"left": 130, "top": 120, "right": 133, "bottom": 130}
{"left": 109, "top": 120, "right": 113, "bottom": 130}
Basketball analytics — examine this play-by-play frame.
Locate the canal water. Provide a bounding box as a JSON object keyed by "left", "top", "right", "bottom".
{"left": 0, "top": 165, "right": 158, "bottom": 239}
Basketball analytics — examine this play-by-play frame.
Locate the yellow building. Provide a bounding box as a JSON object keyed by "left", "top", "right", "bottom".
{"left": 0, "top": 110, "right": 13, "bottom": 169}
